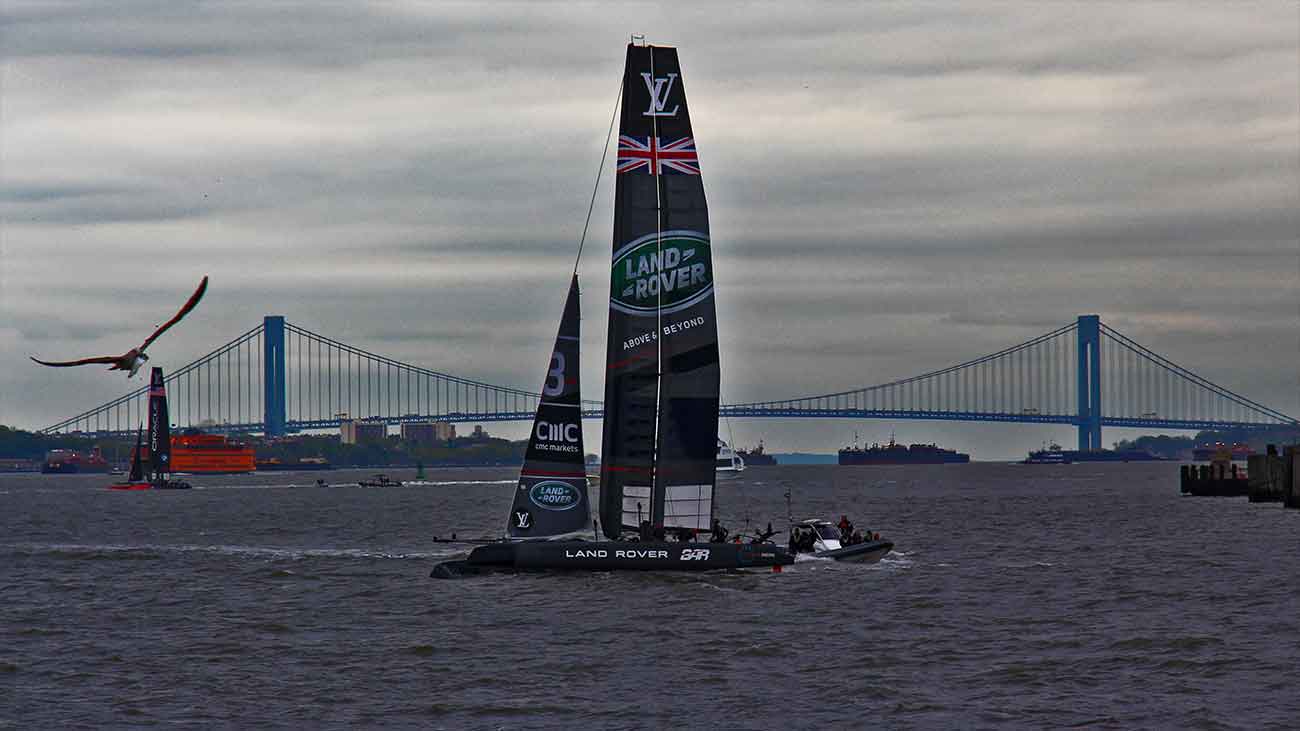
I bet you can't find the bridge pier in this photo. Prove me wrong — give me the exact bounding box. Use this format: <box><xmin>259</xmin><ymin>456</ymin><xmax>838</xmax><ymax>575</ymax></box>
<box><xmin>263</xmin><ymin>315</ymin><xmax>286</xmax><ymax>437</ymax></box>
<box><xmin>1077</xmin><ymin>314</ymin><xmax>1102</xmax><ymax>451</ymax></box>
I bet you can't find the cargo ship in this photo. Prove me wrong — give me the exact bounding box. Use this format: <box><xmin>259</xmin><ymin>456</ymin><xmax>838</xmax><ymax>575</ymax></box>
<box><xmin>1021</xmin><ymin>443</ymin><xmax>1168</xmax><ymax>464</ymax></box>
<box><xmin>1191</xmin><ymin>443</ymin><xmax>1254</xmax><ymax>462</ymax></box>
<box><xmin>136</xmin><ymin>429</ymin><xmax>256</xmax><ymax>474</ymax></box>
<box><xmin>838</xmin><ymin>435</ymin><xmax>970</xmax><ymax>465</ymax></box>
<box><xmin>736</xmin><ymin>441</ymin><xmax>777</xmax><ymax>466</ymax></box>
<box><xmin>41</xmin><ymin>447</ymin><xmax>111</xmax><ymax>474</ymax></box>
<box><xmin>255</xmin><ymin>456</ymin><xmax>333</xmax><ymax>471</ymax></box>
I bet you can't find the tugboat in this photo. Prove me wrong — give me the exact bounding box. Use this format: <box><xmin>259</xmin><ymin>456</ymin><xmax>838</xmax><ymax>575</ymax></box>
<box><xmin>788</xmin><ymin>519</ymin><xmax>893</xmax><ymax>563</ymax></box>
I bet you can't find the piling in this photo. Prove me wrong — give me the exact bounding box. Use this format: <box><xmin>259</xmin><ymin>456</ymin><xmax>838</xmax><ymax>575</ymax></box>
<box><xmin>1247</xmin><ymin>445</ymin><xmax>1287</xmax><ymax>503</ymax></box>
<box><xmin>1285</xmin><ymin>446</ymin><xmax>1300</xmax><ymax>510</ymax></box>
<box><xmin>1181</xmin><ymin>460</ymin><xmax>1248</xmax><ymax>497</ymax></box>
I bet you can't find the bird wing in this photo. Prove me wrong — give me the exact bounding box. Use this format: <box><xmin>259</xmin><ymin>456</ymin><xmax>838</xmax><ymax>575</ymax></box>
<box><xmin>31</xmin><ymin>355</ymin><xmax>121</xmax><ymax>368</ymax></box>
<box><xmin>139</xmin><ymin>275</ymin><xmax>208</xmax><ymax>352</ymax></box>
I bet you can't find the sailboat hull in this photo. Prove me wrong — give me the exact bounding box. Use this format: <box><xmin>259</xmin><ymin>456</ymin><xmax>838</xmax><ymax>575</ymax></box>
<box><xmin>431</xmin><ymin>540</ymin><xmax>793</xmax><ymax>578</ymax></box>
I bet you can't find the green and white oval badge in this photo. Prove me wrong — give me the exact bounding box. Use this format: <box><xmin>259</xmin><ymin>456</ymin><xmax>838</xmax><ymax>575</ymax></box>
<box><xmin>610</xmin><ymin>230</ymin><xmax>712</xmax><ymax>316</ymax></box>
<box><xmin>528</xmin><ymin>480</ymin><xmax>582</xmax><ymax>511</ymax></box>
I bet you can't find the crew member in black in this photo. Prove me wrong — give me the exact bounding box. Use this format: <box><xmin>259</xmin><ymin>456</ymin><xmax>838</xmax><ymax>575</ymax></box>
<box><xmin>710</xmin><ymin>518</ymin><xmax>729</xmax><ymax>543</ymax></box>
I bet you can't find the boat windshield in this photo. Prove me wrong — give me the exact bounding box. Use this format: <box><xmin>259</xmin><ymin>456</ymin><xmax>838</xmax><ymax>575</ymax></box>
<box><xmin>813</xmin><ymin>524</ymin><xmax>840</xmax><ymax>540</ymax></box>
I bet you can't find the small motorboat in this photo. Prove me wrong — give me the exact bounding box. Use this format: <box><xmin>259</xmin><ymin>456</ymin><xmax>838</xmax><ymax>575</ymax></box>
<box><xmin>789</xmin><ymin>519</ymin><xmax>892</xmax><ymax>563</ymax></box>
<box><xmin>358</xmin><ymin>473</ymin><xmax>403</xmax><ymax>488</ymax></box>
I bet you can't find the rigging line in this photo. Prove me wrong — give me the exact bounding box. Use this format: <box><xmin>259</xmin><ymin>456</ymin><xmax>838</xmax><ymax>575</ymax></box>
<box><xmin>572</xmin><ymin>77</ymin><xmax>624</xmax><ymax>276</ymax></box>
<box><xmin>650</xmin><ymin>44</ymin><xmax>664</xmax><ymax>514</ymax></box>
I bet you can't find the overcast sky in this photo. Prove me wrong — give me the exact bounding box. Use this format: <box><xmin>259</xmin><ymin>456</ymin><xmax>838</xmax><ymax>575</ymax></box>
<box><xmin>1</xmin><ymin>3</ymin><xmax>1296</xmax><ymax>458</ymax></box>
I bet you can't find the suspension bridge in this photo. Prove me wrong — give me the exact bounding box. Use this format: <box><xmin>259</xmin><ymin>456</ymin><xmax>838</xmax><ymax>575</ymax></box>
<box><xmin>42</xmin><ymin>315</ymin><xmax>1296</xmax><ymax>451</ymax></box>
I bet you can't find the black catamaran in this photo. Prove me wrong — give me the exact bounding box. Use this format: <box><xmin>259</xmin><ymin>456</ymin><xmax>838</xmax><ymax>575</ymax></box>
<box><xmin>431</xmin><ymin>42</ymin><xmax>792</xmax><ymax>577</ymax></box>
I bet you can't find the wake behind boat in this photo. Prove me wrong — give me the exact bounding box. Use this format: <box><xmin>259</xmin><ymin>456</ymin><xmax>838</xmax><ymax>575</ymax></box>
<box><xmin>432</xmin><ymin>41</ymin><xmax>793</xmax><ymax>578</ymax></box>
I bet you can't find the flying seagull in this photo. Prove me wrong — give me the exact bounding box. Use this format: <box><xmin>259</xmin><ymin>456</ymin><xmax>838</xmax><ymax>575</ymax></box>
<box><xmin>31</xmin><ymin>275</ymin><xmax>209</xmax><ymax>378</ymax></box>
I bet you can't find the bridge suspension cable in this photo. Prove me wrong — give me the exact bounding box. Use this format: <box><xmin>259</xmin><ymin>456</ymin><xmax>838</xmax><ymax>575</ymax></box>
<box><xmin>43</xmin><ymin>315</ymin><xmax>1296</xmax><ymax>444</ymax></box>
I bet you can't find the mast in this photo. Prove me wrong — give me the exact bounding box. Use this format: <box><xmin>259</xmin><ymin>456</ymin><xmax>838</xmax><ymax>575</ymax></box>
<box><xmin>147</xmin><ymin>367</ymin><xmax>171</xmax><ymax>485</ymax></box>
<box><xmin>600</xmin><ymin>43</ymin><xmax>718</xmax><ymax>538</ymax></box>
<box><xmin>507</xmin><ymin>275</ymin><xmax>591</xmax><ymax>539</ymax></box>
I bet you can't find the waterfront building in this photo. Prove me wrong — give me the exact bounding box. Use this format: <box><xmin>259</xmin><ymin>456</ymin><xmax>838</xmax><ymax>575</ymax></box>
<box><xmin>340</xmin><ymin>419</ymin><xmax>388</xmax><ymax>445</ymax></box>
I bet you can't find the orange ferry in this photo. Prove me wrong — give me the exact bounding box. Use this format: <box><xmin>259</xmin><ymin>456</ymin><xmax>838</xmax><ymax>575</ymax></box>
<box><xmin>135</xmin><ymin>430</ymin><xmax>256</xmax><ymax>474</ymax></box>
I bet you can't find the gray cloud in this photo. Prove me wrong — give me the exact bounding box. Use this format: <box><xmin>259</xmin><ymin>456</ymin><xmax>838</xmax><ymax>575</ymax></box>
<box><xmin>2</xmin><ymin>2</ymin><xmax>1296</xmax><ymax>457</ymax></box>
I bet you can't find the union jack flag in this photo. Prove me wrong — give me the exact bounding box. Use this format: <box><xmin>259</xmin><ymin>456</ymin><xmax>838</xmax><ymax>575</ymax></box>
<box><xmin>617</xmin><ymin>135</ymin><xmax>700</xmax><ymax>175</ymax></box>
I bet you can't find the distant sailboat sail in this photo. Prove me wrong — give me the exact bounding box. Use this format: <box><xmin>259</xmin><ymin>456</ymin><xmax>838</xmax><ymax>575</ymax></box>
<box><xmin>601</xmin><ymin>43</ymin><xmax>719</xmax><ymax>538</ymax></box>
<box><xmin>507</xmin><ymin>275</ymin><xmax>591</xmax><ymax>539</ymax></box>
<box><xmin>147</xmin><ymin>367</ymin><xmax>171</xmax><ymax>484</ymax></box>
<box><xmin>127</xmin><ymin>425</ymin><xmax>145</xmax><ymax>483</ymax></box>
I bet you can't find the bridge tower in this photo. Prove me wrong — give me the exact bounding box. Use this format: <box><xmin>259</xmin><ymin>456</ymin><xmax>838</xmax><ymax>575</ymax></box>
<box><xmin>1076</xmin><ymin>314</ymin><xmax>1102</xmax><ymax>451</ymax></box>
<box><xmin>263</xmin><ymin>315</ymin><xmax>287</xmax><ymax>437</ymax></box>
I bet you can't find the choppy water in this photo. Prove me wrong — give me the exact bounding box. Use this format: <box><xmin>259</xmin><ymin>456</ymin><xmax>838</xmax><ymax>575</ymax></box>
<box><xmin>3</xmin><ymin>463</ymin><xmax>1297</xmax><ymax>729</ymax></box>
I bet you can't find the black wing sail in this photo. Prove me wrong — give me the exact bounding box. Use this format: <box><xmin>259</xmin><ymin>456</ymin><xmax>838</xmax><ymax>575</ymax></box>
<box><xmin>507</xmin><ymin>275</ymin><xmax>591</xmax><ymax>539</ymax></box>
<box><xmin>600</xmin><ymin>44</ymin><xmax>718</xmax><ymax>538</ymax></box>
<box><xmin>147</xmin><ymin>367</ymin><xmax>171</xmax><ymax>481</ymax></box>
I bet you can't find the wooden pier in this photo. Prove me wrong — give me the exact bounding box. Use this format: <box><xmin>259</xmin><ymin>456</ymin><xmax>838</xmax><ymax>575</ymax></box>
<box><xmin>1181</xmin><ymin>444</ymin><xmax>1299</xmax><ymax>507</ymax></box>
<box><xmin>1180</xmin><ymin>462</ymin><xmax>1248</xmax><ymax>497</ymax></box>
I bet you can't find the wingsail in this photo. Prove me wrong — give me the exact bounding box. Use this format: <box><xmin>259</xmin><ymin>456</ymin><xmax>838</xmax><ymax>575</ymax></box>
<box><xmin>147</xmin><ymin>367</ymin><xmax>171</xmax><ymax>483</ymax></box>
<box><xmin>600</xmin><ymin>44</ymin><xmax>719</xmax><ymax>538</ymax></box>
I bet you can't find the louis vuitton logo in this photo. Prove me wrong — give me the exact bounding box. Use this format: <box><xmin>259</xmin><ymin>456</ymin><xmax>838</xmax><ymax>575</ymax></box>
<box><xmin>641</xmin><ymin>72</ymin><xmax>679</xmax><ymax>117</ymax></box>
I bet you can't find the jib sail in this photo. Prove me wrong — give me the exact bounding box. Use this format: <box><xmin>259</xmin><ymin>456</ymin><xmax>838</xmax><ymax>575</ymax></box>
<box><xmin>147</xmin><ymin>367</ymin><xmax>171</xmax><ymax>481</ymax></box>
<box><xmin>600</xmin><ymin>43</ymin><xmax>719</xmax><ymax>538</ymax></box>
<box><xmin>127</xmin><ymin>425</ymin><xmax>145</xmax><ymax>483</ymax></box>
<box><xmin>507</xmin><ymin>275</ymin><xmax>591</xmax><ymax>539</ymax></box>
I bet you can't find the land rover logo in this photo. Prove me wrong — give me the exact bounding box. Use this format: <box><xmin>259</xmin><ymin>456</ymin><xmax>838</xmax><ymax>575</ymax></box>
<box><xmin>528</xmin><ymin>481</ymin><xmax>581</xmax><ymax>511</ymax></box>
<box><xmin>610</xmin><ymin>230</ymin><xmax>712</xmax><ymax>316</ymax></box>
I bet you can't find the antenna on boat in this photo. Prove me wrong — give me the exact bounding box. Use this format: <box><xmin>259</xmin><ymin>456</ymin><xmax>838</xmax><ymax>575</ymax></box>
<box><xmin>783</xmin><ymin>486</ymin><xmax>793</xmax><ymax>537</ymax></box>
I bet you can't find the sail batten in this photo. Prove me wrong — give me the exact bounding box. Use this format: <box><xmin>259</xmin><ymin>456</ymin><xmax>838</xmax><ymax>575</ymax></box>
<box><xmin>507</xmin><ymin>275</ymin><xmax>591</xmax><ymax>540</ymax></box>
<box><xmin>601</xmin><ymin>43</ymin><xmax>719</xmax><ymax>539</ymax></box>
